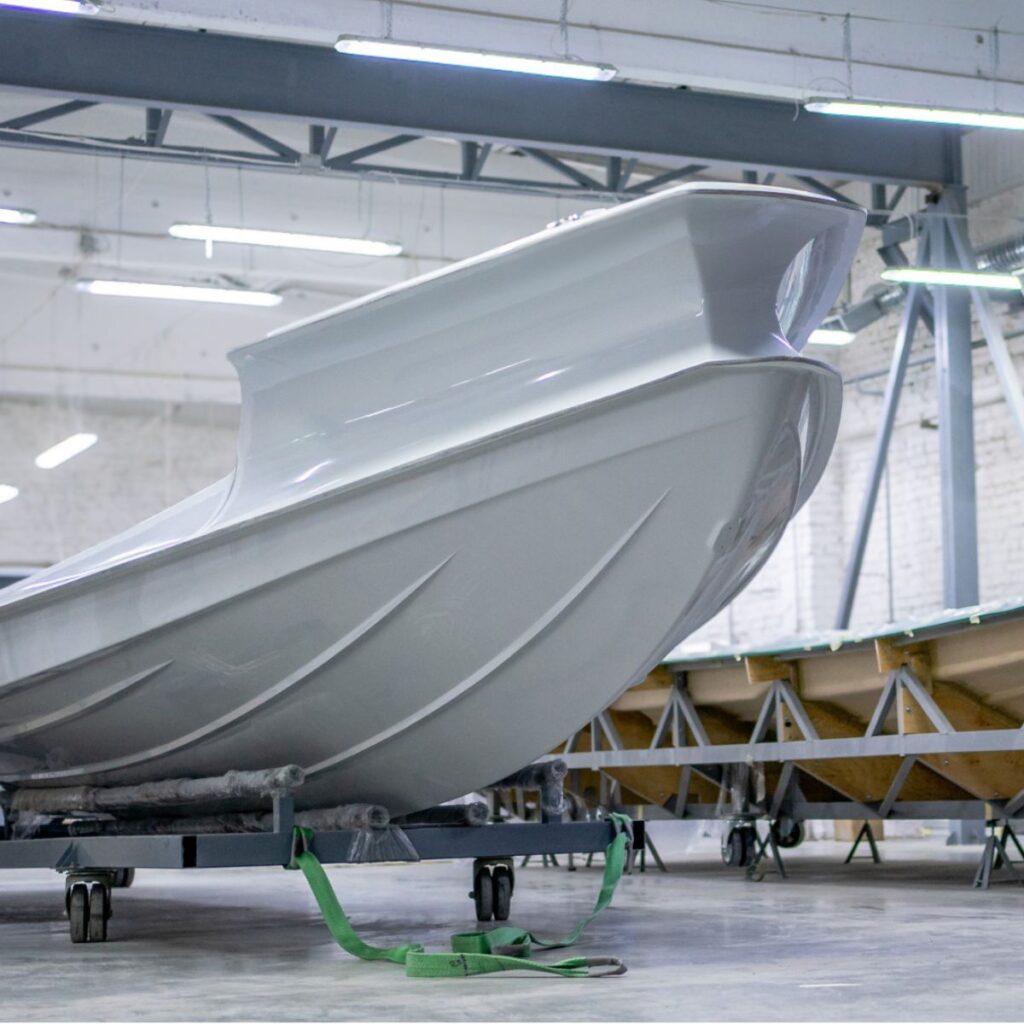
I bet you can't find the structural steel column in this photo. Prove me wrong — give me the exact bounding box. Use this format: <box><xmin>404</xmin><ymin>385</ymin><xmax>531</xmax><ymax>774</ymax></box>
<box><xmin>930</xmin><ymin>188</ymin><xmax>979</xmax><ymax>609</ymax></box>
<box><xmin>834</xmin><ymin>281</ymin><xmax>925</xmax><ymax>628</ymax></box>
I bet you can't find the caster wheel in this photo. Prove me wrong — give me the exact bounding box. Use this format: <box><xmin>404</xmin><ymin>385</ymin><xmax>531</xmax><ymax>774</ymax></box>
<box><xmin>111</xmin><ymin>868</ymin><xmax>135</xmax><ymax>889</ymax></box>
<box><xmin>492</xmin><ymin>867</ymin><xmax>512</xmax><ymax>922</ymax></box>
<box><xmin>88</xmin><ymin>885</ymin><xmax>109</xmax><ymax>942</ymax></box>
<box><xmin>472</xmin><ymin>867</ymin><xmax>493</xmax><ymax>922</ymax></box>
<box><xmin>68</xmin><ymin>883</ymin><xmax>89</xmax><ymax>944</ymax></box>
<box><xmin>772</xmin><ymin>817</ymin><xmax>805</xmax><ymax>850</ymax></box>
<box><xmin>721</xmin><ymin>828</ymin><xmax>745</xmax><ymax>867</ymax></box>
<box><xmin>722</xmin><ymin>826</ymin><xmax>756</xmax><ymax>867</ymax></box>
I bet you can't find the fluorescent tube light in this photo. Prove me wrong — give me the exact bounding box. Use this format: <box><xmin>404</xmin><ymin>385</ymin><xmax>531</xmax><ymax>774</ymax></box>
<box><xmin>0</xmin><ymin>485</ymin><xmax>19</xmax><ymax>505</ymax></box>
<box><xmin>807</xmin><ymin>328</ymin><xmax>857</xmax><ymax>347</ymax></box>
<box><xmin>334</xmin><ymin>36</ymin><xmax>617</xmax><ymax>82</ymax></box>
<box><xmin>169</xmin><ymin>223</ymin><xmax>402</xmax><ymax>257</ymax></box>
<box><xmin>805</xmin><ymin>99</ymin><xmax>1024</xmax><ymax>132</ymax></box>
<box><xmin>76</xmin><ymin>280</ymin><xmax>283</xmax><ymax>306</ymax></box>
<box><xmin>0</xmin><ymin>207</ymin><xmax>37</xmax><ymax>225</ymax></box>
<box><xmin>0</xmin><ymin>1</ymin><xmax>97</xmax><ymax>12</ymax></box>
<box><xmin>35</xmin><ymin>432</ymin><xmax>98</xmax><ymax>470</ymax></box>
<box><xmin>880</xmin><ymin>267</ymin><xmax>1023</xmax><ymax>291</ymax></box>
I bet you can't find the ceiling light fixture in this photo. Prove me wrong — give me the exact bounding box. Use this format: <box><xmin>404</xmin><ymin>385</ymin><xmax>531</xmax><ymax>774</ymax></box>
<box><xmin>35</xmin><ymin>432</ymin><xmax>98</xmax><ymax>470</ymax></box>
<box><xmin>880</xmin><ymin>267</ymin><xmax>1023</xmax><ymax>290</ymax></box>
<box><xmin>76</xmin><ymin>280</ymin><xmax>283</xmax><ymax>306</ymax></box>
<box><xmin>0</xmin><ymin>1</ymin><xmax>98</xmax><ymax>13</ymax></box>
<box><xmin>169</xmin><ymin>223</ymin><xmax>402</xmax><ymax>257</ymax></box>
<box><xmin>807</xmin><ymin>328</ymin><xmax>857</xmax><ymax>347</ymax></box>
<box><xmin>0</xmin><ymin>485</ymin><xmax>19</xmax><ymax>505</ymax></box>
<box><xmin>805</xmin><ymin>99</ymin><xmax>1024</xmax><ymax>132</ymax></box>
<box><xmin>0</xmin><ymin>207</ymin><xmax>38</xmax><ymax>225</ymax></box>
<box><xmin>334</xmin><ymin>36</ymin><xmax>617</xmax><ymax>82</ymax></box>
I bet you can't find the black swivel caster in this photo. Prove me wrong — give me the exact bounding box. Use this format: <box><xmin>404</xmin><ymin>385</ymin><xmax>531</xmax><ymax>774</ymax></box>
<box><xmin>65</xmin><ymin>873</ymin><xmax>115</xmax><ymax>943</ymax></box>
<box><xmin>492</xmin><ymin>865</ymin><xmax>513</xmax><ymax>921</ymax></box>
<box><xmin>470</xmin><ymin>857</ymin><xmax>515</xmax><ymax>922</ymax></box>
<box><xmin>721</xmin><ymin>824</ymin><xmax>757</xmax><ymax>868</ymax></box>
<box><xmin>68</xmin><ymin>883</ymin><xmax>90</xmax><ymax>944</ymax></box>
<box><xmin>471</xmin><ymin>866</ymin><xmax>493</xmax><ymax>922</ymax></box>
<box><xmin>88</xmin><ymin>884</ymin><xmax>110</xmax><ymax>942</ymax></box>
<box><xmin>772</xmin><ymin>817</ymin><xmax>805</xmax><ymax>850</ymax></box>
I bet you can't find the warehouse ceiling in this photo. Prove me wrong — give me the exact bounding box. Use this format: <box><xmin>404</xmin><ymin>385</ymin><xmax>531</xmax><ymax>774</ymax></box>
<box><xmin>1</xmin><ymin>0</ymin><xmax>1023</xmax><ymax>408</ymax></box>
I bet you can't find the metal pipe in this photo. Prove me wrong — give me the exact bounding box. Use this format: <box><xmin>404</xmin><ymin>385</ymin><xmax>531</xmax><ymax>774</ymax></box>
<box><xmin>492</xmin><ymin>759</ymin><xmax>568</xmax><ymax>817</ymax></box>
<box><xmin>835</xmin><ymin>274</ymin><xmax>926</xmax><ymax>627</ymax></box>
<box><xmin>976</xmin><ymin>231</ymin><xmax>1024</xmax><ymax>272</ymax></box>
<box><xmin>64</xmin><ymin>802</ymin><xmax>389</xmax><ymax>836</ymax></box>
<box><xmin>947</xmin><ymin>220</ymin><xmax>1024</xmax><ymax>449</ymax></box>
<box><xmin>9</xmin><ymin>765</ymin><xmax>305</xmax><ymax>816</ymax></box>
<box><xmin>931</xmin><ymin>188</ymin><xmax>980</xmax><ymax>609</ymax></box>
<box><xmin>393</xmin><ymin>803</ymin><xmax>489</xmax><ymax>827</ymax></box>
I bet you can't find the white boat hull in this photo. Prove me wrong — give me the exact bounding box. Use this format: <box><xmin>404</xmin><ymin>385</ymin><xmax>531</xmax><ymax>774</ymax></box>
<box><xmin>0</xmin><ymin>183</ymin><xmax>864</xmax><ymax>814</ymax></box>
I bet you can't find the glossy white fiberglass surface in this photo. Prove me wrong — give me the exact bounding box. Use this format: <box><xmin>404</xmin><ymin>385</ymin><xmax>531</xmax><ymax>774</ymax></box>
<box><xmin>0</xmin><ymin>184</ymin><xmax>865</xmax><ymax>811</ymax></box>
<box><xmin>1</xmin><ymin>183</ymin><xmax>862</xmax><ymax>605</ymax></box>
<box><xmin>0</xmin><ymin>360</ymin><xmax>841</xmax><ymax>811</ymax></box>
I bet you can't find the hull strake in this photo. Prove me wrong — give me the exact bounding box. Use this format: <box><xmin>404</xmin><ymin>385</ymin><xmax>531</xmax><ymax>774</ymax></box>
<box><xmin>2</xmin><ymin>358</ymin><xmax>836</xmax><ymax>812</ymax></box>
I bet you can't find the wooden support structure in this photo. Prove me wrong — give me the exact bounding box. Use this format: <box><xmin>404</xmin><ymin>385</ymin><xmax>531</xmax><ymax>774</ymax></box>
<box><xmin>572</xmin><ymin>603</ymin><xmax>1024</xmax><ymax>840</ymax></box>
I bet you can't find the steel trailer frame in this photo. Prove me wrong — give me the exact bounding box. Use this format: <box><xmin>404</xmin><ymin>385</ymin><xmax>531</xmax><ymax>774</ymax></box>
<box><xmin>0</xmin><ymin>758</ymin><xmax>643</xmax><ymax>943</ymax></box>
<box><xmin>0</xmin><ymin>802</ymin><xmax>636</xmax><ymax>872</ymax></box>
<box><xmin>0</xmin><ymin>793</ymin><xmax>641</xmax><ymax>943</ymax></box>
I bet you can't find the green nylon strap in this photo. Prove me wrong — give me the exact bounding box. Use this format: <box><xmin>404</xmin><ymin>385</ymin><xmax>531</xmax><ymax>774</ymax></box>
<box><xmin>287</xmin><ymin>814</ymin><xmax>631</xmax><ymax>978</ymax></box>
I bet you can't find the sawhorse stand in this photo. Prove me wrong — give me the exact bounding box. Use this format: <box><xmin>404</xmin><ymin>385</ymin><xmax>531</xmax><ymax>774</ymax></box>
<box><xmin>844</xmin><ymin>822</ymin><xmax>881</xmax><ymax>864</ymax></box>
<box><xmin>746</xmin><ymin>822</ymin><xmax>787</xmax><ymax>881</ymax></box>
<box><xmin>973</xmin><ymin>820</ymin><xmax>1024</xmax><ymax>889</ymax></box>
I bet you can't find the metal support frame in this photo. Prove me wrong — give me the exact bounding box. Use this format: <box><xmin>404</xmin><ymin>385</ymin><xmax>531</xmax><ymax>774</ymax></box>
<box><xmin>946</xmin><ymin>217</ymin><xmax>1024</xmax><ymax>449</ymax></box>
<box><xmin>0</xmin><ymin>9</ymin><xmax>960</xmax><ymax>200</ymax></box>
<box><xmin>650</xmin><ymin>674</ymin><xmax>711</xmax><ymax>749</ymax></box>
<box><xmin>932</xmin><ymin>186</ymin><xmax>980</xmax><ymax>609</ymax></box>
<box><xmin>650</xmin><ymin>800</ymin><xmax>1020</xmax><ymax>822</ymax></box>
<box><xmin>553</xmin><ymin>667</ymin><xmax>1024</xmax><ymax>830</ymax></box>
<box><xmin>769</xmin><ymin>763</ymin><xmax>797</xmax><ymax>820</ymax></box>
<box><xmin>833</xmin><ymin>166</ymin><xmax>1023</xmax><ymax>625</ymax></box>
<box><xmin>558</xmin><ymin>726</ymin><xmax>1024</xmax><ymax>769</ymax></box>
<box><xmin>844</xmin><ymin>822</ymin><xmax>881</xmax><ymax>864</ymax></box>
<box><xmin>636</xmin><ymin>830</ymin><xmax>667</xmax><ymax>873</ymax></box>
<box><xmin>564</xmin><ymin>710</ymin><xmax>624</xmax><ymax>755</ymax></box>
<box><xmin>740</xmin><ymin>823</ymin><xmax>787</xmax><ymax>882</ymax></box>
<box><xmin>972</xmin><ymin>820</ymin><xmax>1024</xmax><ymax>890</ymax></box>
<box><xmin>835</xmin><ymin>278</ymin><xmax>927</xmax><ymax>628</ymax></box>
<box><xmin>0</xmin><ymin>818</ymin><xmax>632</xmax><ymax>872</ymax></box>
<box><xmin>878</xmin><ymin>757</ymin><xmax>916</xmax><ymax>818</ymax></box>
<box><xmin>749</xmin><ymin>679</ymin><xmax>820</xmax><ymax>744</ymax></box>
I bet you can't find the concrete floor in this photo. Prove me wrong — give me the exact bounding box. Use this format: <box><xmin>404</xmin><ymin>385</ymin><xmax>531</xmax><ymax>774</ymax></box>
<box><xmin>1</xmin><ymin>824</ymin><xmax>1021</xmax><ymax>1022</ymax></box>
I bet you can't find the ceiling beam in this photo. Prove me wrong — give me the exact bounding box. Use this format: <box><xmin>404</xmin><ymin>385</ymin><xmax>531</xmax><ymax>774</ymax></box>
<box><xmin>0</xmin><ymin>9</ymin><xmax>959</xmax><ymax>186</ymax></box>
<box><xmin>0</xmin><ymin>98</ymin><xmax>96</xmax><ymax>130</ymax></box>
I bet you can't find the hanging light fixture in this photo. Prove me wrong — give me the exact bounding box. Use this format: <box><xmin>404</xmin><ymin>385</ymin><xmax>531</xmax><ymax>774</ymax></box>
<box><xmin>805</xmin><ymin>99</ymin><xmax>1024</xmax><ymax>132</ymax></box>
<box><xmin>77</xmin><ymin>280</ymin><xmax>283</xmax><ymax>306</ymax></box>
<box><xmin>880</xmin><ymin>267</ymin><xmax>1023</xmax><ymax>290</ymax></box>
<box><xmin>0</xmin><ymin>1</ymin><xmax>98</xmax><ymax>13</ymax></box>
<box><xmin>334</xmin><ymin>37</ymin><xmax>616</xmax><ymax>82</ymax></box>
<box><xmin>169</xmin><ymin>224</ymin><xmax>402</xmax><ymax>257</ymax></box>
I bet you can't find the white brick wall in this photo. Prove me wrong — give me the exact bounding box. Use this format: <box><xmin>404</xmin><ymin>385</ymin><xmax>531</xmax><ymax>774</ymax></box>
<box><xmin>0</xmin><ymin>399</ymin><xmax>237</xmax><ymax>567</ymax></box>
